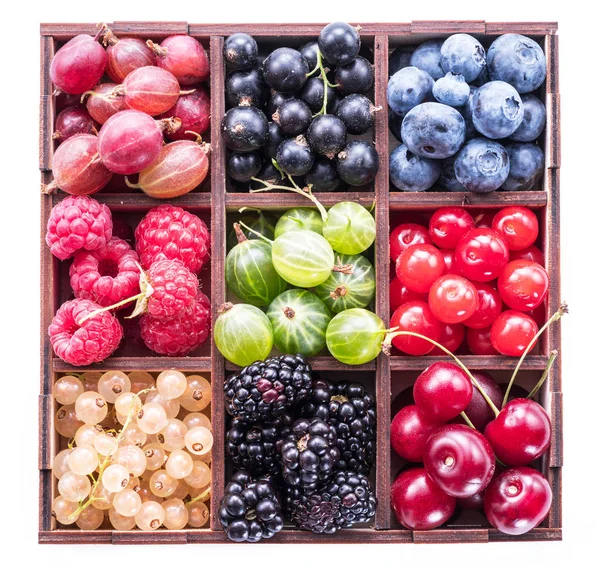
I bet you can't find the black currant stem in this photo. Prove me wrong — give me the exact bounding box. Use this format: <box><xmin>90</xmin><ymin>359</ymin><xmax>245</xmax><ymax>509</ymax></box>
<box><xmin>67</xmin><ymin>388</ymin><xmax>155</xmax><ymax>520</ymax></box>
<box><xmin>188</xmin><ymin>485</ymin><xmax>212</xmax><ymax>505</ymax></box>
<box><xmin>527</xmin><ymin>350</ymin><xmax>559</xmax><ymax>400</ymax></box>
<box><xmin>249</xmin><ymin>177</ymin><xmax>329</xmax><ymax>222</ymax></box>
<box><xmin>238</xmin><ymin>221</ymin><xmax>273</xmax><ymax>244</ymax></box>
<box><xmin>76</xmin><ymin>291</ymin><xmax>146</xmax><ymax>325</ymax></box>
<box><xmin>382</xmin><ymin>330</ymin><xmax>501</xmax><ymax>417</ymax></box>
<box><xmin>460</xmin><ymin>412</ymin><xmax>476</xmax><ymax>429</ymax></box>
<box><xmin>312</xmin><ymin>48</ymin><xmax>338</xmax><ymax>116</ymax></box>
<box><xmin>502</xmin><ymin>303</ymin><xmax>568</xmax><ymax>408</ymax></box>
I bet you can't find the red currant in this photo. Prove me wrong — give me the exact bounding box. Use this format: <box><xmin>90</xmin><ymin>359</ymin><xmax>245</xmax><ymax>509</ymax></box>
<box><xmin>492</xmin><ymin>206</ymin><xmax>539</xmax><ymax>251</ymax></box>
<box><xmin>429</xmin><ymin>207</ymin><xmax>475</xmax><ymax>249</ymax></box>
<box><xmin>390</xmin><ymin>277</ymin><xmax>427</xmax><ymax>313</ymax></box>
<box><xmin>390</xmin><ymin>301</ymin><xmax>442</xmax><ymax>356</ymax></box>
<box><xmin>490</xmin><ymin>311</ymin><xmax>538</xmax><ymax>356</ymax></box>
<box><xmin>463</xmin><ymin>282</ymin><xmax>503</xmax><ymax>329</ymax></box>
<box><xmin>498</xmin><ymin>260</ymin><xmax>549</xmax><ymax>311</ymax></box>
<box><xmin>430</xmin><ymin>323</ymin><xmax>465</xmax><ymax>355</ymax></box>
<box><xmin>466</xmin><ymin>326</ymin><xmax>498</xmax><ymax>355</ymax></box>
<box><xmin>390</xmin><ymin>223</ymin><xmax>431</xmax><ymax>262</ymax></box>
<box><xmin>440</xmin><ymin>248</ymin><xmax>458</xmax><ymax>275</ymax></box>
<box><xmin>396</xmin><ymin>244</ymin><xmax>445</xmax><ymax>294</ymax></box>
<box><xmin>510</xmin><ymin>244</ymin><xmax>544</xmax><ymax>266</ymax></box>
<box><xmin>454</xmin><ymin>228</ymin><xmax>509</xmax><ymax>282</ymax></box>
<box><xmin>428</xmin><ymin>274</ymin><xmax>479</xmax><ymax>324</ymax></box>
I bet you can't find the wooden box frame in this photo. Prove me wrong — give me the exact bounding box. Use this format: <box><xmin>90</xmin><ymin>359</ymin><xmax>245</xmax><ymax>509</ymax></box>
<box><xmin>39</xmin><ymin>20</ymin><xmax>561</xmax><ymax>544</ymax></box>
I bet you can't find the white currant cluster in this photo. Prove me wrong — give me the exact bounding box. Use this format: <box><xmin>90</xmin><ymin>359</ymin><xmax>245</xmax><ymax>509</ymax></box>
<box><xmin>52</xmin><ymin>370</ymin><xmax>213</xmax><ymax>531</ymax></box>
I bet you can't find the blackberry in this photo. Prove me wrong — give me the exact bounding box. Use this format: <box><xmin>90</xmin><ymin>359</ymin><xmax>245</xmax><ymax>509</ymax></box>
<box><xmin>224</xmin><ymin>354</ymin><xmax>313</xmax><ymax>424</ymax></box>
<box><xmin>226</xmin><ymin>414</ymin><xmax>292</xmax><ymax>476</ymax></box>
<box><xmin>218</xmin><ymin>471</ymin><xmax>284</xmax><ymax>542</ymax></box>
<box><xmin>302</xmin><ymin>378</ymin><xmax>376</xmax><ymax>474</ymax></box>
<box><xmin>280</xmin><ymin>417</ymin><xmax>340</xmax><ymax>490</ymax></box>
<box><xmin>290</xmin><ymin>471</ymin><xmax>377</xmax><ymax>533</ymax></box>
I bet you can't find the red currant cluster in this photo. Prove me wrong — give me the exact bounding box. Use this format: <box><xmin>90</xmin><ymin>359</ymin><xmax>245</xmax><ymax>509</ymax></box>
<box><xmin>46</xmin><ymin>198</ymin><xmax>211</xmax><ymax>365</ymax></box>
<box><xmin>389</xmin><ymin>206</ymin><xmax>548</xmax><ymax>356</ymax></box>
<box><xmin>390</xmin><ymin>357</ymin><xmax>555</xmax><ymax>535</ymax></box>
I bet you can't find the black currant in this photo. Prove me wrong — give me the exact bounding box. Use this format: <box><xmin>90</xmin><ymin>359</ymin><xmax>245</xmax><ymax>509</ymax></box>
<box><xmin>276</xmin><ymin>136</ymin><xmax>314</xmax><ymax>176</ymax></box>
<box><xmin>267</xmin><ymin>91</ymin><xmax>295</xmax><ymax>116</ymax></box>
<box><xmin>336</xmin><ymin>140</ymin><xmax>379</xmax><ymax>186</ymax></box>
<box><xmin>262</xmin><ymin>47</ymin><xmax>309</xmax><ymax>94</ymax></box>
<box><xmin>307</xmin><ymin>114</ymin><xmax>347</xmax><ymax>158</ymax></box>
<box><xmin>225</xmin><ymin>68</ymin><xmax>268</xmax><ymax>108</ymax></box>
<box><xmin>334</xmin><ymin>56</ymin><xmax>374</xmax><ymax>95</ymax></box>
<box><xmin>263</xmin><ymin>121</ymin><xmax>286</xmax><ymax>158</ymax></box>
<box><xmin>249</xmin><ymin>161</ymin><xmax>287</xmax><ymax>190</ymax></box>
<box><xmin>306</xmin><ymin>158</ymin><xmax>342</xmax><ymax>192</ymax></box>
<box><xmin>221</xmin><ymin>106</ymin><xmax>269</xmax><ymax>152</ymax></box>
<box><xmin>273</xmin><ymin>98</ymin><xmax>312</xmax><ymax>136</ymax></box>
<box><xmin>336</xmin><ymin>93</ymin><xmax>377</xmax><ymax>135</ymax></box>
<box><xmin>318</xmin><ymin>22</ymin><xmax>361</xmax><ymax>66</ymax></box>
<box><xmin>299</xmin><ymin>77</ymin><xmax>339</xmax><ymax>114</ymax></box>
<box><xmin>227</xmin><ymin>152</ymin><xmax>262</xmax><ymax>182</ymax></box>
<box><xmin>299</xmin><ymin>41</ymin><xmax>320</xmax><ymax>70</ymax></box>
<box><xmin>223</xmin><ymin>33</ymin><xmax>259</xmax><ymax>71</ymax></box>
<box><xmin>388</xmin><ymin>108</ymin><xmax>403</xmax><ymax>142</ymax></box>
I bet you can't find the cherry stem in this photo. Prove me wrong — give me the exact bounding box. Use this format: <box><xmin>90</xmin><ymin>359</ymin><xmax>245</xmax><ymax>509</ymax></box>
<box><xmin>382</xmin><ymin>330</ymin><xmax>501</xmax><ymax>417</ymax></box>
<box><xmin>238</xmin><ymin>221</ymin><xmax>273</xmax><ymax>245</ymax></box>
<box><xmin>460</xmin><ymin>411</ymin><xmax>476</xmax><ymax>429</ymax></box>
<box><xmin>233</xmin><ymin>222</ymin><xmax>248</xmax><ymax>243</ymax></box>
<box><xmin>527</xmin><ymin>349</ymin><xmax>559</xmax><ymax>401</ymax></box>
<box><xmin>502</xmin><ymin>303</ymin><xmax>568</xmax><ymax>408</ymax></box>
<box><xmin>249</xmin><ymin>174</ymin><xmax>328</xmax><ymax>222</ymax></box>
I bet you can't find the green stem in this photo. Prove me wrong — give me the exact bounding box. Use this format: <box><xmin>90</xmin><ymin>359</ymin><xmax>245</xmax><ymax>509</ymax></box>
<box><xmin>312</xmin><ymin>49</ymin><xmax>338</xmax><ymax>116</ymax></box>
<box><xmin>238</xmin><ymin>221</ymin><xmax>274</xmax><ymax>244</ymax></box>
<box><xmin>383</xmin><ymin>330</ymin><xmax>500</xmax><ymax>417</ymax></box>
<box><xmin>77</xmin><ymin>291</ymin><xmax>146</xmax><ymax>325</ymax></box>
<box><xmin>187</xmin><ymin>485</ymin><xmax>212</xmax><ymax>505</ymax></box>
<box><xmin>502</xmin><ymin>303</ymin><xmax>568</xmax><ymax>408</ymax></box>
<box><xmin>527</xmin><ymin>350</ymin><xmax>559</xmax><ymax>401</ymax></box>
<box><xmin>460</xmin><ymin>411</ymin><xmax>476</xmax><ymax>429</ymax></box>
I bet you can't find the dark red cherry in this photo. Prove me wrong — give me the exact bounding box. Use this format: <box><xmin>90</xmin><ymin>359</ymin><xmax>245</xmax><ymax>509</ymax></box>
<box><xmin>510</xmin><ymin>245</ymin><xmax>544</xmax><ymax>266</ymax></box>
<box><xmin>429</xmin><ymin>207</ymin><xmax>475</xmax><ymax>249</ymax></box>
<box><xmin>390</xmin><ymin>277</ymin><xmax>427</xmax><ymax>313</ymax></box>
<box><xmin>390</xmin><ymin>301</ymin><xmax>442</xmax><ymax>356</ymax></box>
<box><xmin>472</xmin><ymin>209</ymin><xmax>495</xmax><ymax>229</ymax></box>
<box><xmin>390</xmin><ymin>405</ymin><xmax>441</xmax><ymax>462</ymax></box>
<box><xmin>463</xmin><ymin>282</ymin><xmax>502</xmax><ymax>329</ymax></box>
<box><xmin>492</xmin><ymin>206</ymin><xmax>539</xmax><ymax>251</ymax></box>
<box><xmin>391</xmin><ymin>468</ymin><xmax>456</xmax><ymax>530</ymax></box>
<box><xmin>390</xmin><ymin>223</ymin><xmax>431</xmax><ymax>263</ymax></box>
<box><xmin>484</xmin><ymin>399</ymin><xmax>551</xmax><ymax>466</ymax></box>
<box><xmin>391</xmin><ymin>387</ymin><xmax>415</xmax><ymax>417</ymax></box>
<box><xmin>491</xmin><ymin>311</ymin><xmax>538</xmax><ymax>356</ymax></box>
<box><xmin>458</xmin><ymin>371</ymin><xmax>503</xmax><ymax>431</ymax></box>
<box><xmin>454</xmin><ymin>228</ymin><xmax>509</xmax><ymax>282</ymax></box>
<box><xmin>429</xmin><ymin>323</ymin><xmax>465</xmax><ymax>355</ymax></box>
<box><xmin>497</xmin><ymin>260</ymin><xmax>549</xmax><ymax>311</ymax></box>
<box><xmin>414</xmin><ymin>362</ymin><xmax>473</xmax><ymax>422</ymax></box>
<box><xmin>423</xmin><ymin>424</ymin><xmax>495</xmax><ymax>498</ymax></box>
<box><xmin>457</xmin><ymin>491</ymin><xmax>484</xmax><ymax>510</ymax></box>
<box><xmin>498</xmin><ymin>383</ymin><xmax>530</xmax><ymax>404</ymax></box>
<box><xmin>483</xmin><ymin>467</ymin><xmax>552</xmax><ymax>535</ymax></box>
<box><xmin>466</xmin><ymin>326</ymin><xmax>498</xmax><ymax>355</ymax></box>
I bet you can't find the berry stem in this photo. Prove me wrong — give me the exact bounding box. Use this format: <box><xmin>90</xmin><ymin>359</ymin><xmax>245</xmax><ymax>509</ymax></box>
<box><xmin>233</xmin><ymin>222</ymin><xmax>248</xmax><ymax>243</ymax></box>
<box><xmin>527</xmin><ymin>349</ymin><xmax>559</xmax><ymax>401</ymax></box>
<box><xmin>187</xmin><ymin>485</ymin><xmax>211</xmax><ymax>505</ymax></box>
<box><xmin>238</xmin><ymin>221</ymin><xmax>273</xmax><ymax>245</ymax></box>
<box><xmin>502</xmin><ymin>303</ymin><xmax>568</xmax><ymax>408</ymax></box>
<box><xmin>124</xmin><ymin>176</ymin><xmax>142</xmax><ymax>189</ymax></box>
<box><xmin>76</xmin><ymin>291</ymin><xmax>146</xmax><ymax>325</ymax></box>
<box><xmin>460</xmin><ymin>411</ymin><xmax>476</xmax><ymax>429</ymax></box>
<box><xmin>312</xmin><ymin>49</ymin><xmax>338</xmax><ymax>117</ymax></box>
<box><xmin>382</xmin><ymin>330</ymin><xmax>501</xmax><ymax>417</ymax></box>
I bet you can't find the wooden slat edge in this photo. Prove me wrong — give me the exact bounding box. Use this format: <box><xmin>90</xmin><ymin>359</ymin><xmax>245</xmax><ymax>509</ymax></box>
<box><xmin>549</xmin><ymin>391</ymin><xmax>563</xmax><ymax>467</ymax></box>
<box><xmin>488</xmin><ymin>527</ymin><xmax>562</xmax><ymax>542</ymax></box>
<box><xmin>485</xmin><ymin>22</ymin><xmax>558</xmax><ymax>35</ymax></box>
<box><xmin>225</xmin><ymin>357</ymin><xmax>377</xmax><ymax>372</ymax></box>
<box><xmin>39</xmin><ymin>394</ymin><xmax>53</xmax><ymax>470</ymax></box>
<box><xmin>225</xmin><ymin>192</ymin><xmax>375</xmax><ymax>210</ymax></box>
<box><xmin>209</xmin><ymin>34</ymin><xmax>226</xmax><ymax>532</ymax></box>
<box><xmin>40</xmin><ymin>22</ymin><xmax>189</xmax><ymax>38</ymax></box>
<box><xmin>39</xmin><ymin>36</ymin><xmax>54</xmax><ymax>171</ymax></box>
<box><xmin>51</xmin><ymin>192</ymin><xmax>211</xmax><ymax>210</ymax></box>
<box><xmin>413</xmin><ymin>529</ymin><xmax>489</xmax><ymax>544</ymax></box>
<box><xmin>389</xmin><ymin>191</ymin><xmax>547</xmax><ymax>209</ymax></box>
<box><xmin>546</xmin><ymin>93</ymin><xmax>561</xmax><ymax>169</ymax></box>
<box><xmin>39</xmin><ymin>470</ymin><xmax>53</xmax><ymax>532</ymax></box>
<box><xmin>52</xmin><ymin>357</ymin><xmax>212</xmax><ymax>373</ymax></box>
<box><xmin>546</xmin><ymin>467</ymin><xmax>562</xmax><ymax>529</ymax></box>
<box><xmin>546</xmin><ymin>34</ymin><xmax>559</xmax><ymax>94</ymax></box>
<box><xmin>390</xmin><ymin>355</ymin><xmax>550</xmax><ymax>371</ymax></box>
<box><xmin>112</xmin><ymin>531</ymin><xmax>188</xmax><ymax>544</ymax></box>
<box><xmin>411</xmin><ymin>21</ymin><xmax>486</xmax><ymax>34</ymax></box>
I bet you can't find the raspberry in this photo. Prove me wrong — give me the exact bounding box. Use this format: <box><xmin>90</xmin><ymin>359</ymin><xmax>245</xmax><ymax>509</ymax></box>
<box><xmin>140</xmin><ymin>291</ymin><xmax>211</xmax><ymax>356</ymax></box>
<box><xmin>45</xmin><ymin>196</ymin><xmax>113</xmax><ymax>261</ymax></box>
<box><xmin>146</xmin><ymin>259</ymin><xmax>199</xmax><ymax>320</ymax></box>
<box><xmin>135</xmin><ymin>205</ymin><xmax>210</xmax><ymax>273</ymax></box>
<box><xmin>49</xmin><ymin>299</ymin><xmax>123</xmax><ymax>366</ymax></box>
<box><xmin>69</xmin><ymin>237</ymin><xmax>140</xmax><ymax>307</ymax></box>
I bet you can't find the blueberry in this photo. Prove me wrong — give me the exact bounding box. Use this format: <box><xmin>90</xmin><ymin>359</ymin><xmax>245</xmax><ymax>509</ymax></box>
<box><xmin>224</xmin><ymin>34</ymin><xmax>259</xmax><ymax>71</ymax></box>
<box><xmin>453</xmin><ymin>138</ymin><xmax>510</xmax><ymax>192</ymax></box>
<box><xmin>470</xmin><ymin>65</ymin><xmax>490</xmax><ymax>87</ymax></box>
<box><xmin>389</xmin><ymin>48</ymin><xmax>413</xmax><ymax>77</ymax></box>
<box><xmin>501</xmin><ymin>143</ymin><xmax>544</xmax><ymax>191</ymax></box>
<box><xmin>387</xmin><ymin>67</ymin><xmax>434</xmax><ymax>114</ymax></box>
<box><xmin>388</xmin><ymin>108</ymin><xmax>403</xmax><ymax>142</ymax></box>
<box><xmin>225</xmin><ymin>68</ymin><xmax>268</xmax><ymax>108</ymax></box>
<box><xmin>263</xmin><ymin>122</ymin><xmax>285</xmax><ymax>158</ymax></box>
<box><xmin>487</xmin><ymin>34</ymin><xmax>546</xmax><ymax>94</ymax></box>
<box><xmin>336</xmin><ymin>94</ymin><xmax>376</xmax><ymax>135</ymax></box>
<box><xmin>440</xmin><ymin>34</ymin><xmax>486</xmax><ymax>83</ymax></box>
<box><xmin>438</xmin><ymin>156</ymin><xmax>466</xmax><ymax>192</ymax></box>
<box><xmin>299</xmin><ymin>41</ymin><xmax>320</xmax><ymax>70</ymax></box>
<box><xmin>458</xmin><ymin>86</ymin><xmax>478</xmax><ymax>140</ymax></box>
<box><xmin>306</xmin><ymin>157</ymin><xmax>342</xmax><ymax>192</ymax></box>
<box><xmin>509</xmin><ymin>94</ymin><xmax>546</xmax><ymax>142</ymax></box>
<box><xmin>318</xmin><ymin>22</ymin><xmax>361</xmax><ymax>66</ymax></box>
<box><xmin>307</xmin><ymin>114</ymin><xmax>347</xmax><ymax>158</ymax></box>
<box><xmin>221</xmin><ymin>106</ymin><xmax>269</xmax><ymax>152</ymax></box>
<box><xmin>273</xmin><ymin>98</ymin><xmax>312</xmax><ymax>136</ymax></box>
<box><xmin>471</xmin><ymin>81</ymin><xmax>524</xmax><ymax>139</ymax></box>
<box><xmin>227</xmin><ymin>152</ymin><xmax>262</xmax><ymax>182</ymax></box>
<box><xmin>410</xmin><ymin>39</ymin><xmax>444</xmax><ymax>80</ymax></box>
<box><xmin>336</xmin><ymin>141</ymin><xmax>379</xmax><ymax>187</ymax></box>
<box><xmin>335</xmin><ymin>56</ymin><xmax>374</xmax><ymax>95</ymax></box>
<box><xmin>276</xmin><ymin>136</ymin><xmax>314</xmax><ymax>176</ymax></box>
<box><xmin>401</xmin><ymin>102</ymin><xmax>465</xmax><ymax>159</ymax></box>
<box><xmin>389</xmin><ymin>144</ymin><xmax>441</xmax><ymax>192</ymax></box>
<box><xmin>432</xmin><ymin>72</ymin><xmax>470</xmax><ymax>107</ymax></box>
<box><xmin>262</xmin><ymin>48</ymin><xmax>309</xmax><ymax>94</ymax></box>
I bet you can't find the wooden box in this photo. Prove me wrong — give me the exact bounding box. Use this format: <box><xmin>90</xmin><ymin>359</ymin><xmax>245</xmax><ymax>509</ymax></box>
<box><xmin>39</xmin><ymin>20</ymin><xmax>561</xmax><ymax>544</ymax></box>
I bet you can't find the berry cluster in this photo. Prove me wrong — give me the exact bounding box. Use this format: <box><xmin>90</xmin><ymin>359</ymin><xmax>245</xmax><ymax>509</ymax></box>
<box><xmin>46</xmin><ymin>198</ymin><xmax>211</xmax><ymax>365</ymax></box>
<box><xmin>47</xmin><ymin>24</ymin><xmax>210</xmax><ymax>199</ymax></box>
<box><xmin>388</xmin><ymin>33</ymin><xmax>545</xmax><ymax>193</ymax></box>
<box><xmin>222</xmin><ymin>22</ymin><xmax>379</xmax><ymax>193</ymax></box>
<box><xmin>389</xmin><ymin>205</ymin><xmax>548</xmax><ymax>356</ymax></box>
<box><xmin>52</xmin><ymin>370</ymin><xmax>213</xmax><ymax>531</ymax></box>
<box><xmin>221</xmin><ymin>354</ymin><xmax>377</xmax><ymax>541</ymax></box>
<box><xmin>390</xmin><ymin>345</ymin><xmax>561</xmax><ymax>535</ymax></box>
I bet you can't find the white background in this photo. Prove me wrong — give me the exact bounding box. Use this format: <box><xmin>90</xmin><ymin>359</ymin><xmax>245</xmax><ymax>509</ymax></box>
<box><xmin>1</xmin><ymin>0</ymin><xmax>598</xmax><ymax>566</ymax></box>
